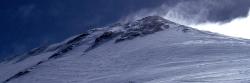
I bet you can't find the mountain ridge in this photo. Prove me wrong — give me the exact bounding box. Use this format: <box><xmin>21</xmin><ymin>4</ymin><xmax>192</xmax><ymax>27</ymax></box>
<box><xmin>1</xmin><ymin>16</ymin><xmax>250</xmax><ymax>83</ymax></box>
<box><xmin>2</xmin><ymin>16</ymin><xmax>194</xmax><ymax>62</ymax></box>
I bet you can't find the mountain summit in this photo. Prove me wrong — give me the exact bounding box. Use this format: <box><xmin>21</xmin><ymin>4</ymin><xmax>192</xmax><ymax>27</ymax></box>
<box><xmin>1</xmin><ymin>16</ymin><xmax>250</xmax><ymax>83</ymax></box>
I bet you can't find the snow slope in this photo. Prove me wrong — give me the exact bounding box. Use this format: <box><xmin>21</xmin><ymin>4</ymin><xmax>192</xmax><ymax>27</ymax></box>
<box><xmin>1</xmin><ymin>16</ymin><xmax>250</xmax><ymax>83</ymax></box>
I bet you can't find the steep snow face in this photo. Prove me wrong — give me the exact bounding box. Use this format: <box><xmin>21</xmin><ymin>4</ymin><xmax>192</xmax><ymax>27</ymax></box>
<box><xmin>1</xmin><ymin>16</ymin><xmax>250</xmax><ymax>83</ymax></box>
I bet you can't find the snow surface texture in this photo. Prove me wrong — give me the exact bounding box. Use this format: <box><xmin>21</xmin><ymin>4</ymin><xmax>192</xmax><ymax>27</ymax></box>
<box><xmin>1</xmin><ymin>16</ymin><xmax>250</xmax><ymax>83</ymax></box>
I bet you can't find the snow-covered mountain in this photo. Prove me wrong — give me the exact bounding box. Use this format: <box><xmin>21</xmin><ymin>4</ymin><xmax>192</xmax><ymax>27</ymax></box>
<box><xmin>1</xmin><ymin>16</ymin><xmax>250</xmax><ymax>83</ymax></box>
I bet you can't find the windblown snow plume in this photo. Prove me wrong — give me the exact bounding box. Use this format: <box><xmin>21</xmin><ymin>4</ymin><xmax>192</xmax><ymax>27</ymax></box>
<box><xmin>191</xmin><ymin>10</ymin><xmax>250</xmax><ymax>39</ymax></box>
<box><xmin>121</xmin><ymin>0</ymin><xmax>250</xmax><ymax>39</ymax></box>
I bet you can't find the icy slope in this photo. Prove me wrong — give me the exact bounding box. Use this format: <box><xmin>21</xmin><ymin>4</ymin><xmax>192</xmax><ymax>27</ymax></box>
<box><xmin>1</xmin><ymin>16</ymin><xmax>250</xmax><ymax>83</ymax></box>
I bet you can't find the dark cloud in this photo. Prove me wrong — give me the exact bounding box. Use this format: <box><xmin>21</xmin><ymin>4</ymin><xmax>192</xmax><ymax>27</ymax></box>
<box><xmin>18</xmin><ymin>4</ymin><xmax>36</xmax><ymax>18</ymax></box>
<box><xmin>195</xmin><ymin>0</ymin><xmax>250</xmax><ymax>22</ymax></box>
